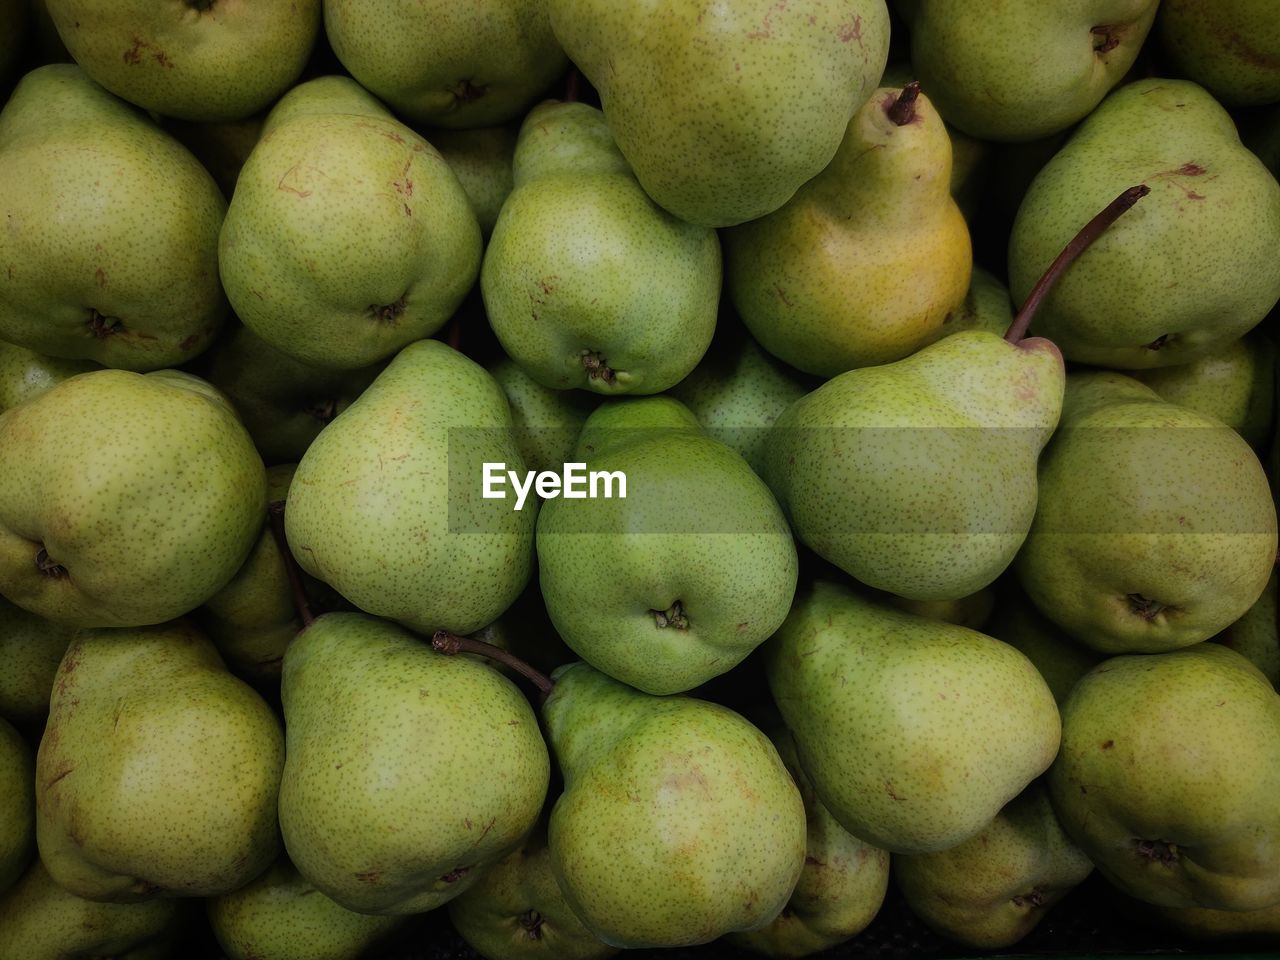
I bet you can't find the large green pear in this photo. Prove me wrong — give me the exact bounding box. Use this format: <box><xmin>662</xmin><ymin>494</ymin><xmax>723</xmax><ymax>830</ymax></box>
<box><xmin>764</xmin><ymin>331</ymin><xmax>1063</xmax><ymax>602</ymax></box>
<box><xmin>0</xmin><ymin>341</ymin><xmax>97</xmax><ymax>414</ymax></box>
<box><xmin>0</xmin><ymin>65</ymin><xmax>228</xmax><ymax>370</ymax></box>
<box><xmin>483</xmin><ymin>102</ymin><xmax>720</xmax><ymax>395</ymax></box>
<box><xmin>1015</xmin><ymin>372</ymin><xmax>1277</xmax><ymax>654</ymax></box>
<box><xmin>537</xmin><ymin>397</ymin><xmax>797</xmax><ymax>695</ymax></box>
<box><xmin>220</xmin><ymin>77</ymin><xmax>481</xmax><ymax>371</ymax></box>
<box><xmin>0</xmin><ymin>596</ymin><xmax>73</xmax><ymax>728</ymax></box>
<box><xmin>490</xmin><ymin>357</ymin><xmax>598</xmax><ymax>476</ymax></box>
<box><xmin>44</xmin><ymin>0</ymin><xmax>319</xmax><ymax>121</ymax></box>
<box><xmin>1009</xmin><ymin>79</ymin><xmax>1280</xmax><ymax>368</ymax></box>
<box><xmin>1158</xmin><ymin>0</ymin><xmax>1280</xmax><ymax>107</ymax></box>
<box><xmin>727</xmin><ymin>83</ymin><xmax>971</xmax><ymax>377</ymax></box>
<box><xmin>286</xmin><ymin>339</ymin><xmax>535</xmax><ymax>636</ymax></box>
<box><xmin>36</xmin><ymin>622</ymin><xmax>284</xmax><ymax>900</ymax></box>
<box><xmin>548</xmin><ymin>0</ymin><xmax>891</xmax><ymax>227</ymax></box>
<box><xmin>766</xmin><ymin>582</ymin><xmax>1061</xmax><ymax>854</ymax></box>
<box><xmin>0</xmin><ymin>369</ymin><xmax>265</xmax><ymax>628</ymax></box>
<box><xmin>0</xmin><ymin>859</ymin><xmax>184</xmax><ymax>960</ymax></box>
<box><xmin>326</xmin><ymin>0</ymin><xmax>565</xmax><ymax>128</ymax></box>
<box><xmin>544</xmin><ymin>663</ymin><xmax>807</xmax><ymax>948</ymax></box>
<box><xmin>1050</xmin><ymin>645</ymin><xmax>1280</xmax><ymax>910</ymax></box>
<box><xmin>897</xmin><ymin>0</ymin><xmax>1158</xmax><ymax>141</ymax></box>
<box><xmin>0</xmin><ymin>718</ymin><xmax>32</xmax><ymax>897</ymax></box>
<box><xmin>279</xmin><ymin>613</ymin><xmax>549</xmax><ymax>915</ymax></box>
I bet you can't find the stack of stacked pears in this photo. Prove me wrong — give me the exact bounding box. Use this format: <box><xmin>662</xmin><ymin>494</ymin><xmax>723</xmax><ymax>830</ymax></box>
<box><xmin>1</xmin><ymin>0</ymin><xmax>1280</xmax><ymax>958</ymax></box>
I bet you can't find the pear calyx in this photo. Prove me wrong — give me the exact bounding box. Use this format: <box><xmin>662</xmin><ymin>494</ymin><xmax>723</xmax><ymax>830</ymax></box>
<box><xmin>1011</xmin><ymin>887</ymin><xmax>1047</xmax><ymax>909</ymax></box>
<box><xmin>1092</xmin><ymin>25</ymin><xmax>1122</xmax><ymax>55</ymax></box>
<box><xmin>431</xmin><ymin>631</ymin><xmax>555</xmax><ymax>699</ymax></box>
<box><xmin>581</xmin><ymin>350</ymin><xmax>617</xmax><ymax>385</ymax></box>
<box><xmin>451</xmin><ymin>80</ymin><xmax>488</xmax><ymax>105</ymax></box>
<box><xmin>34</xmin><ymin>546</ymin><xmax>68</xmax><ymax>580</ymax></box>
<box><xmin>1134</xmin><ymin>839</ymin><xmax>1180</xmax><ymax>864</ymax></box>
<box><xmin>651</xmin><ymin>600</ymin><xmax>690</xmax><ymax>630</ymax></box>
<box><xmin>88</xmin><ymin>309</ymin><xmax>122</xmax><ymax>339</ymax></box>
<box><xmin>519</xmin><ymin>909</ymin><xmax>545</xmax><ymax>940</ymax></box>
<box><xmin>369</xmin><ymin>296</ymin><xmax>408</xmax><ymax>324</ymax></box>
<box><xmin>887</xmin><ymin>82</ymin><xmax>921</xmax><ymax>126</ymax></box>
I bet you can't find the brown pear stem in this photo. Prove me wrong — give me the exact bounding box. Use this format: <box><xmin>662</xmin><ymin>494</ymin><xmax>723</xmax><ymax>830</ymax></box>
<box><xmin>432</xmin><ymin>631</ymin><xmax>554</xmax><ymax>700</ymax></box>
<box><xmin>887</xmin><ymin>81</ymin><xmax>920</xmax><ymax>126</ymax></box>
<box><xmin>268</xmin><ymin>500</ymin><xmax>315</xmax><ymax>629</ymax></box>
<box><xmin>1004</xmin><ymin>184</ymin><xmax>1150</xmax><ymax>344</ymax></box>
<box><xmin>564</xmin><ymin>68</ymin><xmax>582</xmax><ymax>104</ymax></box>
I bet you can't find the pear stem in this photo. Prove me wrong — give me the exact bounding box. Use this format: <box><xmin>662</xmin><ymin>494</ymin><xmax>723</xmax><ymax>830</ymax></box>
<box><xmin>267</xmin><ymin>500</ymin><xmax>315</xmax><ymax>629</ymax></box>
<box><xmin>887</xmin><ymin>81</ymin><xmax>920</xmax><ymax>126</ymax></box>
<box><xmin>1004</xmin><ymin>184</ymin><xmax>1150</xmax><ymax>344</ymax></box>
<box><xmin>432</xmin><ymin>631</ymin><xmax>554</xmax><ymax>699</ymax></box>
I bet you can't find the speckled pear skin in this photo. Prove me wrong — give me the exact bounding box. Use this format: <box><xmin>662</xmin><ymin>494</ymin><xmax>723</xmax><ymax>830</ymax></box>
<box><xmin>1158</xmin><ymin>0</ymin><xmax>1280</xmax><ymax>106</ymax></box>
<box><xmin>0</xmin><ymin>65</ymin><xmax>228</xmax><ymax>370</ymax></box>
<box><xmin>668</xmin><ymin>321</ymin><xmax>814</xmax><ymax>479</ymax></box>
<box><xmin>549</xmin><ymin>0</ymin><xmax>890</xmax><ymax>227</ymax></box>
<box><xmin>0</xmin><ymin>341</ymin><xmax>99</xmax><ymax>414</ymax></box>
<box><xmin>0</xmin><ymin>369</ymin><xmax>266</xmax><ymax>628</ymax></box>
<box><xmin>490</xmin><ymin>357</ymin><xmax>598</xmax><ymax>475</ymax></box>
<box><xmin>895</xmin><ymin>782</ymin><xmax>1093</xmax><ymax>949</ymax></box>
<box><xmin>544</xmin><ymin>663</ymin><xmax>807</xmax><ymax>949</ymax></box>
<box><xmin>727</xmin><ymin>85</ymin><xmax>971</xmax><ymax>377</ymax></box>
<box><xmin>1050</xmin><ymin>645</ymin><xmax>1280</xmax><ymax>911</ymax></box>
<box><xmin>1009</xmin><ymin>79</ymin><xmax>1280</xmax><ymax>369</ymax></box>
<box><xmin>1015</xmin><ymin>371</ymin><xmax>1278</xmax><ymax>655</ymax></box>
<box><xmin>0</xmin><ymin>717</ymin><xmax>32</xmax><ymax>896</ymax></box>
<box><xmin>1213</xmin><ymin>572</ymin><xmax>1279</xmax><ymax>689</ymax></box>
<box><xmin>886</xmin><ymin>586</ymin><xmax>995</xmax><ymax>631</ymax></box>
<box><xmin>940</xmin><ymin>267</ymin><xmax>1015</xmax><ymax>339</ymax></box>
<box><xmin>766</xmin><ymin>581</ymin><xmax>1061</xmax><ymax>854</ymax></box>
<box><xmin>0</xmin><ymin>596</ymin><xmax>73</xmax><ymax>727</ymax></box>
<box><xmin>433</xmin><ymin>126</ymin><xmax>519</xmax><ymax>238</ymax></box>
<box><xmin>725</xmin><ymin>725</ymin><xmax>889</xmax><ymax>959</ymax></box>
<box><xmin>286</xmin><ymin>339</ymin><xmax>535</xmax><ymax>636</ymax></box>
<box><xmin>483</xmin><ymin>102</ymin><xmax>720</xmax><ymax>395</ymax></box>
<box><xmin>898</xmin><ymin>0</ymin><xmax>1157</xmax><ymax>142</ymax></box>
<box><xmin>208</xmin><ymin>857</ymin><xmax>407</xmax><ymax>960</ymax></box>
<box><xmin>44</xmin><ymin>0</ymin><xmax>320</xmax><ymax>122</ymax></box>
<box><xmin>537</xmin><ymin>397</ymin><xmax>798</xmax><ymax>695</ymax></box>
<box><xmin>0</xmin><ymin>859</ymin><xmax>185</xmax><ymax>960</ymax></box>
<box><xmin>279</xmin><ymin>613</ymin><xmax>550</xmax><ymax>916</ymax></box>
<box><xmin>764</xmin><ymin>331</ymin><xmax>1064</xmax><ymax>602</ymax></box>
<box><xmin>219</xmin><ymin>76</ymin><xmax>482</xmax><ymax>371</ymax></box>
<box><xmin>448</xmin><ymin>826</ymin><xmax>619</xmax><ymax>960</ymax></box>
<box><xmin>1132</xmin><ymin>332</ymin><xmax>1276</xmax><ymax>450</ymax></box>
<box><xmin>326</xmin><ymin>0</ymin><xmax>566</xmax><ymax>128</ymax></box>
<box><xmin>985</xmin><ymin>585</ymin><xmax>1104</xmax><ymax>706</ymax></box>
<box><xmin>35</xmin><ymin>622</ymin><xmax>284</xmax><ymax>901</ymax></box>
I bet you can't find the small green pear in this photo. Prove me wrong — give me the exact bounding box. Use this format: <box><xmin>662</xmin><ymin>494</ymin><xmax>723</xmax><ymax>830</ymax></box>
<box><xmin>1213</xmin><ymin>571</ymin><xmax>1279</xmax><ymax>689</ymax></box>
<box><xmin>895</xmin><ymin>782</ymin><xmax>1093</xmax><ymax>949</ymax></box>
<box><xmin>1158</xmin><ymin>0</ymin><xmax>1280</xmax><ymax>106</ymax></box>
<box><xmin>279</xmin><ymin>613</ymin><xmax>549</xmax><ymax>915</ymax></box>
<box><xmin>0</xmin><ymin>65</ymin><xmax>228</xmax><ymax>369</ymax></box>
<box><xmin>489</xmin><ymin>357</ymin><xmax>598</xmax><ymax>476</ymax></box>
<box><xmin>0</xmin><ymin>717</ymin><xmax>32</xmax><ymax>896</ymax></box>
<box><xmin>36</xmin><ymin>622</ymin><xmax>284</xmax><ymax>900</ymax></box>
<box><xmin>0</xmin><ymin>596</ymin><xmax>73</xmax><ymax>728</ymax></box>
<box><xmin>433</xmin><ymin>126</ymin><xmax>519</xmax><ymax>238</ymax></box>
<box><xmin>0</xmin><ymin>341</ymin><xmax>98</xmax><ymax>413</ymax></box>
<box><xmin>483</xmin><ymin>101</ymin><xmax>720</xmax><ymax>395</ymax></box>
<box><xmin>1049</xmin><ymin>645</ymin><xmax>1280</xmax><ymax>911</ymax></box>
<box><xmin>0</xmin><ymin>368</ymin><xmax>266</xmax><ymax>628</ymax></box>
<box><xmin>726</xmin><ymin>83</ymin><xmax>971</xmax><ymax>377</ymax></box>
<box><xmin>544</xmin><ymin>663</ymin><xmax>807</xmax><ymax>948</ymax></box>
<box><xmin>766</xmin><ymin>581</ymin><xmax>1061</xmax><ymax>854</ymax></box>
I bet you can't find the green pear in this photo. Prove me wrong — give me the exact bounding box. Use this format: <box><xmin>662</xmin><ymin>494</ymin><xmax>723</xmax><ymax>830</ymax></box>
<box><xmin>667</xmin><ymin>318</ymin><xmax>814</xmax><ymax>479</ymax></box>
<box><xmin>725</xmin><ymin>725</ymin><xmax>889</xmax><ymax>958</ymax></box>
<box><xmin>1213</xmin><ymin>571</ymin><xmax>1279</xmax><ymax>689</ymax></box>
<box><xmin>490</xmin><ymin>357</ymin><xmax>598</xmax><ymax>476</ymax></box>
<box><xmin>0</xmin><ymin>718</ymin><xmax>32</xmax><ymax>896</ymax></box>
<box><xmin>44</xmin><ymin>0</ymin><xmax>319</xmax><ymax>121</ymax></box>
<box><xmin>727</xmin><ymin>83</ymin><xmax>971</xmax><ymax>376</ymax></box>
<box><xmin>482</xmin><ymin>101</ymin><xmax>720</xmax><ymax>395</ymax></box>
<box><xmin>764</xmin><ymin>331</ymin><xmax>1063</xmax><ymax>601</ymax></box>
<box><xmin>548</xmin><ymin>0</ymin><xmax>891</xmax><ymax>227</ymax></box>
<box><xmin>0</xmin><ymin>859</ymin><xmax>184</xmax><ymax>960</ymax></box>
<box><xmin>204</xmin><ymin>326</ymin><xmax>384</xmax><ymax>465</ymax></box>
<box><xmin>766</xmin><ymin>581</ymin><xmax>1061</xmax><ymax>854</ymax></box>
<box><xmin>432</xmin><ymin>125</ymin><xmax>519</xmax><ymax>238</ymax></box>
<box><xmin>1131</xmin><ymin>331</ymin><xmax>1276</xmax><ymax>449</ymax></box>
<box><xmin>940</xmin><ymin>267</ymin><xmax>1015</xmax><ymax>339</ymax></box>
<box><xmin>0</xmin><ymin>368</ymin><xmax>265</xmax><ymax>628</ymax></box>
<box><xmin>447</xmin><ymin>825</ymin><xmax>618</xmax><ymax>960</ymax></box>
<box><xmin>894</xmin><ymin>782</ymin><xmax>1093</xmax><ymax>949</ymax></box>
<box><xmin>209</xmin><ymin>857</ymin><xmax>407</xmax><ymax>960</ymax></box>
<box><xmin>1050</xmin><ymin>644</ymin><xmax>1280</xmax><ymax>910</ymax></box>
<box><xmin>898</xmin><ymin>0</ymin><xmax>1158</xmax><ymax>141</ymax></box>
<box><xmin>279</xmin><ymin>613</ymin><xmax>549</xmax><ymax>915</ymax></box>
<box><xmin>0</xmin><ymin>341</ymin><xmax>98</xmax><ymax>414</ymax></box>
<box><xmin>985</xmin><ymin>584</ymin><xmax>1104</xmax><ymax>705</ymax></box>
<box><xmin>1158</xmin><ymin>0</ymin><xmax>1280</xmax><ymax>106</ymax></box>
<box><xmin>1015</xmin><ymin>371</ymin><xmax>1278</xmax><ymax>654</ymax></box>
<box><xmin>545</xmin><ymin>663</ymin><xmax>806</xmax><ymax>948</ymax></box>
<box><xmin>219</xmin><ymin>77</ymin><xmax>482</xmax><ymax>371</ymax></box>
<box><xmin>537</xmin><ymin>397</ymin><xmax>797</xmax><ymax>695</ymax></box>
<box><xmin>285</xmin><ymin>339</ymin><xmax>535</xmax><ymax>636</ymax></box>
<box><xmin>326</xmin><ymin>0</ymin><xmax>565</xmax><ymax>128</ymax></box>
<box><xmin>0</xmin><ymin>596</ymin><xmax>73</xmax><ymax>727</ymax></box>
<box><xmin>0</xmin><ymin>65</ymin><xmax>228</xmax><ymax>370</ymax></box>
<box><xmin>36</xmin><ymin>621</ymin><xmax>283</xmax><ymax>900</ymax></box>
<box><xmin>1009</xmin><ymin>79</ymin><xmax>1280</xmax><ymax>368</ymax></box>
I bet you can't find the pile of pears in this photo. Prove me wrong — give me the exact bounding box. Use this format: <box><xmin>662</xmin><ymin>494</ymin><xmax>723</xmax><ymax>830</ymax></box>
<box><xmin>2</xmin><ymin>0</ymin><xmax>1280</xmax><ymax>958</ymax></box>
